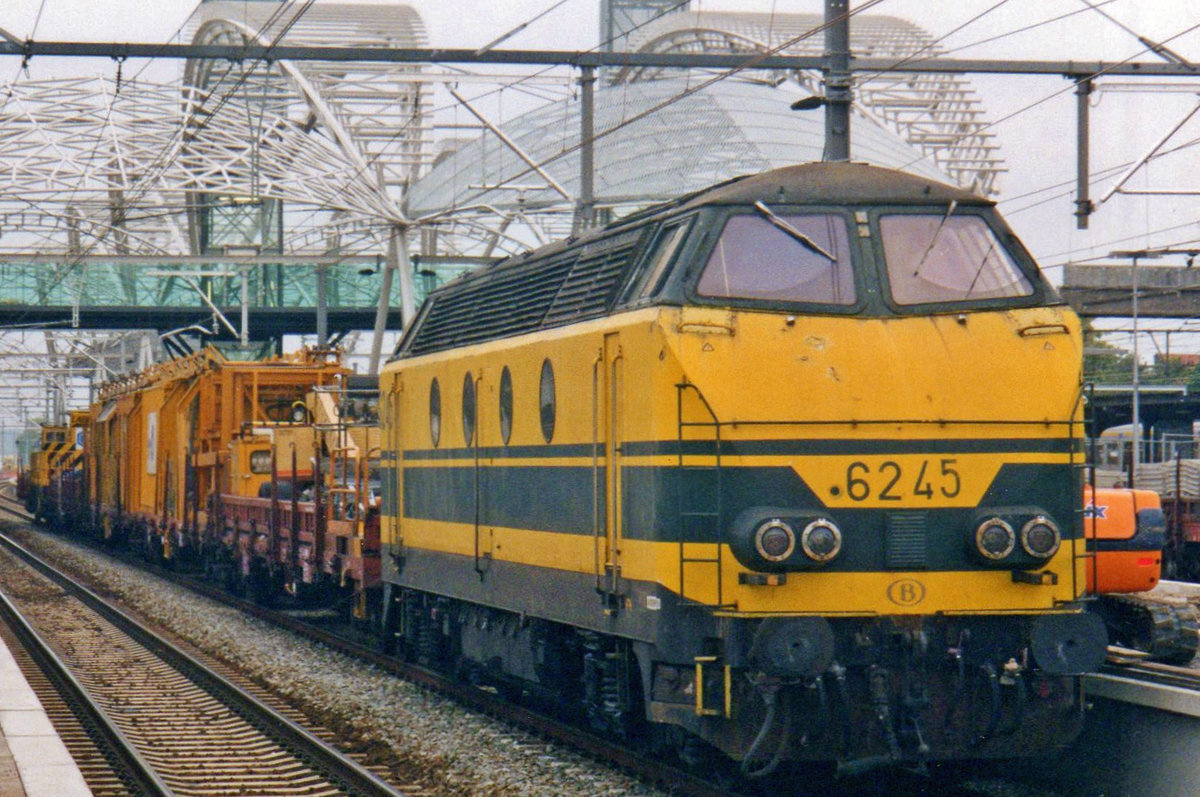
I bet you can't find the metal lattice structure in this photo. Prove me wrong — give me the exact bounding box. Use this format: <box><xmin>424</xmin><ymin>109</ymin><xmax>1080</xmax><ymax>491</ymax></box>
<box><xmin>0</xmin><ymin>1</ymin><xmax>433</xmax><ymax>420</ymax></box>
<box><xmin>614</xmin><ymin>11</ymin><xmax>1006</xmax><ymax>196</ymax></box>
<box><xmin>405</xmin><ymin>10</ymin><xmax>1003</xmax><ymax>265</ymax></box>
<box><xmin>406</xmin><ymin>76</ymin><xmax>951</xmax><ymax>256</ymax></box>
<box><xmin>0</xmin><ymin>4</ymin><xmax>429</xmax><ymax>255</ymax></box>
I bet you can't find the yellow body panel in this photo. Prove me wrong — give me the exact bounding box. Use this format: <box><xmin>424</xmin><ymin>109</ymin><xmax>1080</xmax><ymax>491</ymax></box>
<box><xmin>384</xmin><ymin>301</ymin><xmax>1086</xmax><ymax>615</ymax></box>
<box><xmin>400</xmin><ymin>517</ymin><xmax>1088</xmax><ymax>615</ymax></box>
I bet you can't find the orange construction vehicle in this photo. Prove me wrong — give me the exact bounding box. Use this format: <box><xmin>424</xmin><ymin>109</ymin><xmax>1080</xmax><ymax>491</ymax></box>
<box><xmin>1085</xmin><ymin>485</ymin><xmax>1198</xmax><ymax>664</ymax></box>
<box><xmin>1085</xmin><ymin>485</ymin><xmax>1165</xmax><ymax>594</ymax></box>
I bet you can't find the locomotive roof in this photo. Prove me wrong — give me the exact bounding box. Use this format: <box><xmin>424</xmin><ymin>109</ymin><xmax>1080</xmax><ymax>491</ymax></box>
<box><xmin>396</xmin><ymin>163</ymin><xmax>992</xmax><ymax>358</ymax></box>
<box><xmin>674</xmin><ymin>161</ymin><xmax>989</xmax><ymax>211</ymax></box>
<box><xmin>452</xmin><ymin>162</ymin><xmax>984</xmax><ymax>277</ymax></box>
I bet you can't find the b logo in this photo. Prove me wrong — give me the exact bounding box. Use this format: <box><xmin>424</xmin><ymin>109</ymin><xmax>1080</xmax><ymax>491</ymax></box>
<box><xmin>887</xmin><ymin>578</ymin><xmax>926</xmax><ymax>607</ymax></box>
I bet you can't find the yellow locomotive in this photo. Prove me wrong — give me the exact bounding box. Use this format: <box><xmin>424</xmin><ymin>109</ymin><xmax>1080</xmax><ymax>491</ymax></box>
<box><xmin>22</xmin><ymin>415</ymin><xmax>85</xmax><ymax>524</ymax></box>
<box><xmin>381</xmin><ymin>161</ymin><xmax>1104</xmax><ymax>774</ymax></box>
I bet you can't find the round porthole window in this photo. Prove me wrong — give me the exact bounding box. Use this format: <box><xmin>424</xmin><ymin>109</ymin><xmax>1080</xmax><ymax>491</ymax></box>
<box><xmin>499</xmin><ymin>366</ymin><xmax>513</xmax><ymax>445</ymax></box>
<box><xmin>463</xmin><ymin>372</ymin><xmax>476</xmax><ymax>446</ymax></box>
<box><xmin>429</xmin><ymin>378</ymin><xmax>441</xmax><ymax>447</ymax></box>
<box><xmin>539</xmin><ymin>359</ymin><xmax>555</xmax><ymax>443</ymax></box>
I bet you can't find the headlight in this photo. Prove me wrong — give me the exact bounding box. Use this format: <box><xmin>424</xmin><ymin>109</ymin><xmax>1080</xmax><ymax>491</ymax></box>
<box><xmin>754</xmin><ymin>519</ymin><xmax>796</xmax><ymax>562</ymax></box>
<box><xmin>801</xmin><ymin>519</ymin><xmax>842</xmax><ymax>563</ymax></box>
<box><xmin>975</xmin><ymin>518</ymin><xmax>1015</xmax><ymax>560</ymax></box>
<box><xmin>1021</xmin><ymin>516</ymin><xmax>1061</xmax><ymax>559</ymax></box>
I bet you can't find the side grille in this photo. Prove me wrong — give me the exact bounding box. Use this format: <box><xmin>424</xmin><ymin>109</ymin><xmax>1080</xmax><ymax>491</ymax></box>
<box><xmin>886</xmin><ymin>512</ymin><xmax>928</xmax><ymax>569</ymax></box>
<box><xmin>408</xmin><ymin>254</ymin><xmax>573</xmax><ymax>355</ymax></box>
<box><xmin>541</xmin><ymin>232</ymin><xmax>640</xmax><ymax>328</ymax></box>
<box><xmin>405</xmin><ymin>230</ymin><xmax>641</xmax><ymax>356</ymax></box>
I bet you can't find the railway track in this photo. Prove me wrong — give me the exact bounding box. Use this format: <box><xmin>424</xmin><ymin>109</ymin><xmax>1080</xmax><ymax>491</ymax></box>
<box><xmin>0</xmin><ymin>529</ymin><xmax>408</xmax><ymax>797</ymax></box>
<box><xmin>0</xmin><ymin>494</ymin><xmax>739</xmax><ymax>797</ymax></box>
<box><xmin>0</xmin><ymin>493</ymin><xmax>1064</xmax><ymax>797</ymax></box>
<box><xmin>0</xmin><ymin>589</ymin><xmax>152</xmax><ymax>795</ymax></box>
<box><xmin>1101</xmin><ymin>655</ymin><xmax>1200</xmax><ymax>688</ymax></box>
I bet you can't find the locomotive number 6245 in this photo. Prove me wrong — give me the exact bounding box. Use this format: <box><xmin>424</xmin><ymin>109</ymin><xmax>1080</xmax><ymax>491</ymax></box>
<box><xmin>839</xmin><ymin>458</ymin><xmax>961</xmax><ymax>501</ymax></box>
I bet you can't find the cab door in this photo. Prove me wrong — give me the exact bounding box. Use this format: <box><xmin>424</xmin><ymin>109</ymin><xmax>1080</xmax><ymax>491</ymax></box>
<box><xmin>596</xmin><ymin>332</ymin><xmax>624</xmax><ymax>611</ymax></box>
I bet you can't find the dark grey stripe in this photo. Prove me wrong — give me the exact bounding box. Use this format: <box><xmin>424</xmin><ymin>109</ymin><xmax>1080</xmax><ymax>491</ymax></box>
<box><xmin>402</xmin><ymin>436</ymin><xmax>1080</xmax><ymax>461</ymax></box>
<box><xmin>404</xmin><ymin>442</ymin><xmax>597</xmax><ymax>460</ymax></box>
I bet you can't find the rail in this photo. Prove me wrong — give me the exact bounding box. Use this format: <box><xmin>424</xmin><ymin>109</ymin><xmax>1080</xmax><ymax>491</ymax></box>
<box><xmin>0</xmin><ymin>487</ymin><xmax>738</xmax><ymax>797</ymax></box>
<box><xmin>0</xmin><ymin>530</ymin><xmax>405</xmax><ymax>797</ymax></box>
<box><xmin>0</xmin><ymin>588</ymin><xmax>171</xmax><ymax>796</ymax></box>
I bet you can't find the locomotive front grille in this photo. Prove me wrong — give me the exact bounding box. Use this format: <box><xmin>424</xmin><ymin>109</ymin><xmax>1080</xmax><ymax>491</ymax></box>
<box><xmin>886</xmin><ymin>511</ymin><xmax>928</xmax><ymax>569</ymax></box>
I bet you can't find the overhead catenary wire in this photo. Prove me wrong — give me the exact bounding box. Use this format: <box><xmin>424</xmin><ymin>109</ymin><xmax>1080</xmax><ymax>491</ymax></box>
<box><xmin>892</xmin><ymin>16</ymin><xmax>1200</xmax><ymax>178</ymax></box>
<box><xmin>10</xmin><ymin>0</ymin><xmax>48</xmax><ymax>82</ymax></box>
<box><xmin>928</xmin><ymin>0</ymin><xmax>1122</xmax><ymax>61</ymax></box>
<box><xmin>851</xmin><ymin>0</ymin><xmax>1016</xmax><ymax>86</ymax></box>
<box><xmin>1002</xmin><ymin>127</ymin><xmax>1200</xmax><ymax>219</ymax></box>
<box><xmin>473</xmin><ymin>0</ymin><xmax>576</xmax><ymax>56</ymax></box>
<box><xmin>873</xmin><ymin>4</ymin><xmax>1200</xmax><ymax>241</ymax></box>
<box><xmin>445</xmin><ymin>0</ymin><xmax>890</xmax><ymax>215</ymax></box>
<box><xmin>14</xmin><ymin>2</ymin><xmax>1200</xmax><ymax>352</ymax></box>
<box><xmin>433</xmin><ymin>0</ymin><xmax>1136</xmax><ymax>224</ymax></box>
<box><xmin>202</xmin><ymin>0</ymin><xmax>1146</xmax><ymax>260</ymax></box>
<box><xmin>1077</xmin><ymin>0</ymin><xmax>1195</xmax><ymax>66</ymax></box>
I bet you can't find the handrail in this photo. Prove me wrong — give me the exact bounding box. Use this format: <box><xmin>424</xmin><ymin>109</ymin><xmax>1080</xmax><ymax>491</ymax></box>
<box><xmin>606</xmin><ymin>347</ymin><xmax>625</xmax><ymax>602</ymax></box>
<box><xmin>676</xmin><ymin>381</ymin><xmax>725</xmax><ymax>608</ymax></box>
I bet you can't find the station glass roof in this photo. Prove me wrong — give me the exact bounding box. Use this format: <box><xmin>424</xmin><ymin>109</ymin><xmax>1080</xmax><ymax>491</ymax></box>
<box><xmin>407</xmin><ymin>77</ymin><xmax>950</xmax><ymax>219</ymax></box>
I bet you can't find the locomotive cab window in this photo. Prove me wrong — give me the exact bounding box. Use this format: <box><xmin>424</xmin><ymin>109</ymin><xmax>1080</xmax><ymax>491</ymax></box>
<box><xmin>629</xmin><ymin>219</ymin><xmax>692</xmax><ymax>301</ymax></box>
<box><xmin>879</xmin><ymin>212</ymin><xmax>1035</xmax><ymax>306</ymax></box>
<box><xmin>696</xmin><ymin>210</ymin><xmax>855</xmax><ymax>305</ymax></box>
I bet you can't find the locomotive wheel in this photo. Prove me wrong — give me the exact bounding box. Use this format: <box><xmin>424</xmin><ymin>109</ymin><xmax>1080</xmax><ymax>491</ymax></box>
<box><xmin>248</xmin><ymin>559</ymin><xmax>274</xmax><ymax>606</ymax></box>
<box><xmin>674</xmin><ymin>731</ymin><xmax>739</xmax><ymax>788</ymax></box>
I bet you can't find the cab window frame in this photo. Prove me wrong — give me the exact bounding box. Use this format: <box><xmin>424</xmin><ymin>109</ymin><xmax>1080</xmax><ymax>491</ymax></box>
<box><xmin>620</xmin><ymin>215</ymin><xmax>697</xmax><ymax>306</ymax></box>
<box><xmin>869</xmin><ymin>205</ymin><xmax>1052</xmax><ymax>315</ymax></box>
<box><xmin>682</xmin><ymin>206</ymin><xmax>868</xmax><ymax>315</ymax></box>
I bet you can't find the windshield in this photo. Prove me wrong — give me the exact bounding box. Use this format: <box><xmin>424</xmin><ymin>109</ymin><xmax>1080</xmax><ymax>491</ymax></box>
<box><xmin>880</xmin><ymin>213</ymin><xmax>1034</xmax><ymax>306</ymax></box>
<box><xmin>696</xmin><ymin>212</ymin><xmax>855</xmax><ymax>305</ymax></box>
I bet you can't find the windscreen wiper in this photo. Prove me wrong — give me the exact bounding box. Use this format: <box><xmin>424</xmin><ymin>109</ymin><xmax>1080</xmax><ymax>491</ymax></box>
<box><xmin>754</xmin><ymin>201</ymin><xmax>835</xmax><ymax>261</ymax></box>
<box><xmin>912</xmin><ymin>200</ymin><xmax>957</xmax><ymax>277</ymax></box>
<box><xmin>964</xmin><ymin>238</ymin><xmax>998</xmax><ymax>298</ymax></box>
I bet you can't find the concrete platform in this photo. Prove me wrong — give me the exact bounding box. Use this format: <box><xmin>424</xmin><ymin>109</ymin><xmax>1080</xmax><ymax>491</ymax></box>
<box><xmin>0</xmin><ymin>637</ymin><xmax>90</xmax><ymax>796</ymax></box>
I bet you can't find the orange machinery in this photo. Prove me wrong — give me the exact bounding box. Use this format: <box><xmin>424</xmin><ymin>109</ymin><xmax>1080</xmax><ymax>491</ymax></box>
<box><xmin>86</xmin><ymin>346</ymin><xmax>347</xmax><ymax>562</ymax></box>
<box><xmin>1084</xmin><ymin>485</ymin><xmax>1165</xmax><ymax>595</ymax></box>
<box><xmin>212</xmin><ymin>382</ymin><xmax>381</xmax><ymax>618</ymax></box>
<box><xmin>1084</xmin><ymin>485</ymin><xmax>1197</xmax><ymax>664</ymax></box>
